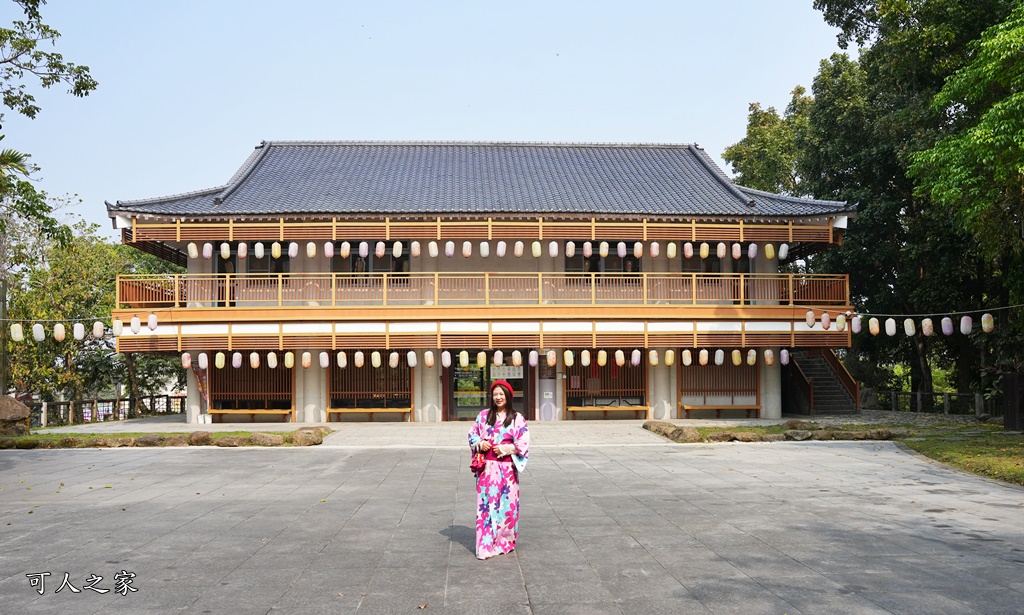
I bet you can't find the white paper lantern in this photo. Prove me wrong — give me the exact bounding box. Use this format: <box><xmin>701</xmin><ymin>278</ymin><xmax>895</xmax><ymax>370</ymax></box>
<box><xmin>445</xmin><ymin>240</ymin><xmax>455</xmax><ymax>258</ymax></box>
<box><xmin>514</xmin><ymin>241</ymin><xmax>525</xmax><ymax>257</ymax></box>
<box><xmin>479</xmin><ymin>241</ymin><xmax>489</xmax><ymax>258</ymax></box>
<box><xmin>232</xmin><ymin>352</ymin><xmax>243</xmax><ymax>368</ymax></box>
<box><xmin>631</xmin><ymin>349</ymin><xmax>641</xmax><ymax>366</ymax></box>
<box><xmin>493</xmin><ymin>350</ymin><xmax>503</xmax><ymax>366</ymax></box>
<box><xmin>336</xmin><ymin>351</ymin><xmax>346</xmax><ymax>369</ymax></box>
<box><xmin>441</xmin><ymin>350</ymin><xmax>452</xmax><ymax>368</ymax></box>
<box><xmin>323</xmin><ymin>242</ymin><xmax>334</xmax><ymax>258</ymax></box>
<box><xmin>320</xmin><ymin>351</ymin><xmax>330</xmax><ymax>369</ymax></box>
<box><xmin>202</xmin><ymin>243</ymin><xmax>213</xmax><ymax>259</ymax></box>
<box><xmin>392</xmin><ymin>241</ymin><xmax>403</xmax><ymax>258</ymax></box>
<box><xmin>92</xmin><ymin>321</ymin><xmax>104</xmax><ymax>338</ymax></box>
<box><xmin>806</xmin><ymin>311</ymin><xmax>815</xmax><ymax>328</ymax></box>
<box><xmin>682</xmin><ymin>349</ymin><xmax>692</xmax><ymax>366</ymax></box>
<box><xmin>410</xmin><ymin>241</ymin><xmax>421</xmax><ymax>257</ymax></box>
<box><xmin>717</xmin><ymin>242</ymin><xmax>727</xmax><ymax>259</ymax></box>
<box><xmin>199</xmin><ymin>352</ymin><xmax>209</xmax><ymax>370</ymax></box>
<box><xmin>683</xmin><ymin>242</ymin><xmax>694</xmax><ymax>259</ymax></box>
<box><xmin>130</xmin><ymin>316</ymin><xmax>141</xmax><ymax>334</ymax></box>
<box><xmin>650</xmin><ymin>242</ymin><xmax>660</xmax><ymax>258</ymax></box>
<box><xmin>563</xmin><ymin>350</ymin><xmax>574</xmax><ymax>367</ymax></box>
<box><xmin>148</xmin><ymin>313</ymin><xmax>158</xmax><ymax>331</ymax></box>
<box><xmin>32</xmin><ymin>323</ymin><xmax>44</xmax><ymax>341</ymax></box>
<box><xmin>187</xmin><ymin>242</ymin><xmax>199</xmax><ymax>259</ymax></box>
<box><xmin>583</xmin><ymin>241</ymin><xmax>593</xmax><ymax>258</ymax></box>
<box><xmin>885</xmin><ymin>318</ymin><xmax>897</xmax><ymax>336</ymax></box>
<box><xmin>714</xmin><ymin>349</ymin><xmax>725</xmax><ymax>366</ymax></box>
<box><xmin>617</xmin><ymin>242</ymin><xmax>627</xmax><ymax>259</ymax></box>
<box><xmin>354</xmin><ymin>351</ymin><xmax>364</xmax><ymax>368</ymax></box>
<box><xmin>220</xmin><ymin>242</ymin><xmax>231</xmax><ymax>259</ymax></box>
<box><xmin>428</xmin><ymin>241</ymin><xmax>438</xmax><ymax>258</ymax></box>
<box><xmin>565</xmin><ymin>241</ymin><xmax>576</xmax><ymax>258</ymax></box>
<box><xmin>778</xmin><ymin>243</ymin><xmax>789</xmax><ymax>260</ymax></box>
<box><xmin>960</xmin><ymin>315</ymin><xmax>973</xmax><ymax>335</ymax></box>
<box><xmin>581</xmin><ymin>349</ymin><xmax>591</xmax><ymax>366</ymax></box>
<box><xmin>529</xmin><ymin>350</ymin><xmax>539</xmax><ymax>367</ymax></box>
<box><xmin>72</xmin><ymin>322</ymin><xmax>85</xmax><ymax>340</ymax></box>
<box><xmin>496</xmin><ymin>241</ymin><xmax>507</xmax><ymax>258</ymax></box>
<box><xmin>254</xmin><ymin>242</ymin><xmax>265</xmax><ymax>259</ymax></box>
<box><xmin>462</xmin><ymin>241</ymin><xmax>472</xmax><ymax>258</ymax></box>
<box><xmin>359</xmin><ymin>241</ymin><xmax>369</xmax><ymax>259</ymax></box>
<box><xmin>267</xmin><ymin>352</ymin><xmax>278</xmax><ymax>369</ymax></box>
<box><xmin>548</xmin><ymin>241</ymin><xmax>558</xmax><ymax>258</ymax></box>
<box><xmin>371</xmin><ymin>351</ymin><xmax>381</xmax><ymax>368</ymax></box>
<box><xmin>406</xmin><ymin>350</ymin><xmax>417</xmax><ymax>368</ymax></box>
<box><xmin>423</xmin><ymin>351</ymin><xmax>433</xmax><ymax>368</ymax></box>
<box><xmin>53</xmin><ymin>323</ymin><xmax>65</xmax><ymax>342</ymax></box>
<box><xmin>780</xmin><ymin>349</ymin><xmax>790</xmax><ymax>365</ymax></box>
<box><xmin>615</xmin><ymin>349</ymin><xmax>625</xmax><ymax>367</ymax></box>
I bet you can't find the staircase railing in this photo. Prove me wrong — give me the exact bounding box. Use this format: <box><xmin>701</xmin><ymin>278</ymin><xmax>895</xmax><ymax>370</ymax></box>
<box><xmin>784</xmin><ymin>358</ymin><xmax>815</xmax><ymax>415</ymax></box>
<box><xmin>805</xmin><ymin>348</ymin><xmax>860</xmax><ymax>409</ymax></box>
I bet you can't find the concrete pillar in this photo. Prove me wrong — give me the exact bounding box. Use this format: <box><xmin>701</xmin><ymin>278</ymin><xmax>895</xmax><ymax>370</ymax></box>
<box><xmin>186</xmin><ymin>366</ymin><xmax>202</xmax><ymax>423</ymax></box>
<box><xmin>417</xmin><ymin>349</ymin><xmax>442</xmax><ymax>422</ymax></box>
<box><xmin>298</xmin><ymin>349</ymin><xmax>326</xmax><ymax>422</ymax></box>
<box><xmin>650</xmin><ymin>360</ymin><xmax>674</xmax><ymax>420</ymax></box>
<box><xmin>761</xmin><ymin>353</ymin><xmax>782</xmax><ymax>419</ymax></box>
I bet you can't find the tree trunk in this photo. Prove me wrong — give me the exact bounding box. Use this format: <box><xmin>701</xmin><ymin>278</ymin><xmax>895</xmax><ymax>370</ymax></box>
<box><xmin>914</xmin><ymin>333</ymin><xmax>934</xmax><ymax>411</ymax></box>
<box><xmin>125</xmin><ymin>353</ymin><xmax>148</xmax><ymax>416</ymax></box>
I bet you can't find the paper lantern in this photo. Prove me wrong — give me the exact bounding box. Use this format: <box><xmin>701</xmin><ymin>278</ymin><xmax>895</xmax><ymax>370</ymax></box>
<box><xmin>371</xmin><ymin>351</ymin><xmax>381</xmax><ymax>368</ymax></box>
<box><xmin>717</xmin><ymin>243</ymin><xmax>727</xmax><ymax>259</ymax></box>
<box><xmin>354</xmin><ymin>351</ymin><xmax>364</xmax><ymax>368</ymax></box>
<box><xmin>631</xmin><ymin>349</ymin><xmax>641</xmax><ymax>366</ymax></box>
<box><xmin>181</xmin><ymin>352</ymin><xmax>191</xmax><ymax>369</ymax></box>
<box><xmin>53</xmin><ymin>323</ymin><xmax>65</xmax><ymax>342</ymax></box>
<box><xmin>580</xmin><ymin>349</ymin><xmax>591</xmax><ymax>366</ymax></box>
<box><xmin>682</xmin><ymin>349</ymin><xmax>692</xmax><ymax>366</ymax></box>
<box><xmin>714</xmin><ymin>349</ymin><xmax>725</xmax><ymax>366</ymax></box>
<box><xmin>286</xmin><ymin>242</ymin><xmax>298</xmax><ymax>259</ymax></box>
<box><xmin>389</xmin><ymin>352</ymin><xmax>399</xmax><ymax>369</ymax></box>
<box><xmin>532</xmin><ymin>241</ymin><xmax>542</xmax><ymax>258</ymax></box>
<box><xmin>427</xmin><ymin>241</ymin><xmax>438</xmax><ymax>258</ymax></box>
<box><xmin>960</xmin><ymin>315</ymin><xmax>973</xmax><ymax>335</ymax></box>
<box><xmin>477</xmin><ymin>351</ymin><xmax>487</xmax><ymax>368</ymax></box>
<box><xmin>835</xmin><ymin>314</ymin><xmax>846</xmax><ymax>332</ymax></box>
<box><xmin>599</xmin><ymin>241</ymin><xmax>609</xmax><ymax>258</ymax></box>
<box><xmin>112</xmin><ymin>320</ymin><xmax>123</xmax><ymax>339</ymax></box>
<box><xmin>732</xmin><ymin>243</ymin><xmax>742</xmax><ymax>260</ymax></box>
<box><xmin>982</xmin><ymin>313</ymin><xmax>994</xmax><ymax>333</ymax></box>
<box><xmin>336</xmin><ymin>351</ymin><xmax>345</xmax><ymax>369</ymax></box>
<box><xmin>904</xmin><ymin>318</ymin><xmax>916</xmax><ymax>336</ymax></box>
<box><xmin>202</xmin><ymin>243</ymin><xmax>213</xmax><ymax>259</ymax></box>
<box><xmin>921</xmin><ymin>318</ymin><xmax>934</xmax><ymax>336</ymax></box>
<box><xmin>583</xmin><ymin>241</ymin><xmax>593</xmax><ymax>258</ymax></box>
<box><xmin>445</xmin><ymin>241</ymin><xmax>455</xmax><ymax>258</ymax></box>
<box><xmin>514</xmin><ymin>241</ymin><xmax>525</xmax><ymax>257</ymax></box>
<box><xmin>479</xmin><ymin>241</ymin><xmax>489</xmax><ymax>258</ymax></box>
<box><xmin>764</xmin><ymin>349</ymin><xmax>774</xmax><ymax>365</ymax></box>
<box><xmin>187</xmin><ymin>242</ymin><xmax>199</xmax><ymax>259</ymax></box>
<box><xmin>565</xmin><ymin>241</ymin><xmax>576</xmax><ymax>258</ymax></box>
<box><xmin>73</xmin><ymin>322</ymin><xmax>85</xmax><ymax>340</ymax></box>
<box><xmin>250</xmin><ymin>352</ymin><xmax>260</xmax><ymax>369</ymax></box>
<box><xmin>410</xmin><ymin>241</ymin><xmax>421</xmax><ymax>257</ymax></box>
<box><xmin>148</xmin><ymin>314</ymin><xmax>158</xmax><ymax>331</ymax></box>
<box><xmin>731</xmin><ymin>349</ymin><xmax>742</xmax><ymax>366</ymax></box>
<box><xmin>272</xmin><ymin>242</ymin><xmax>282</xmax><ymax>259</ymax></box>
<box><xmin>267</xmin><ymin>352</ymin><xmax>278</xmax><ymax>369</ymax></box>
<box><xmin>511</xmin><ymin>350</ymin><xmax>522</xmax><ymax>367</ymax></box>
<box><xmin>493</xmin><ymin>350</ymin><xmax>503</xmax><ymax>366</ymax></box>
<box><xmin>459</xmin><ymin>350</ymin><xmax>470</xmax><ymax>368</ymax></box>
<box><xmin>633</xmin><ymin>242</ymin><xmax>643</xmax><ymax>259</ymax></box>
<box><xmin>765</xmin><ymin>244</ymin><xmax>775</xmax><ymax>260</ymax></box>
<box><xmin>462</xmin><ymin>241</ymin><xmax>472</xmax><ymax>258</ymax></box>
<box><xmin>359</xmin><ymin>241</ymin><xmax>369</xmax><ymax>259</ymax></box>
<box><xmin>306</xmin><ymin>242</ymin><xmax>316</xmax><ymax>258</ymax></box>
<box><xmin>321</xmin><ymin>352</ymin><xmax>331</xmax><ymax>369</ymax></box>
<box><xmin>778</xmin><ymin>243</ymin><xmax>789</xmax><ymax>260</ymax></box>
<box><xmin>339</xmin><ymin>241</ymin><xmax>350</xmax><ymax>258</ymax></box>
<box><xmin>851</xmin><ymin>316</ymin><xmax>862</xmax><ymax>334</ymax></box>
<box><xmin>238</xmin><ymin>242</ymin><xmax>248</xmax><ymax>259</ymax></box>
<box><xmin>869</xmin><ymin>317</ymin><xmax>880</xmax><ymax>336</ymax></box>
<box><xmin>666</xmin><ymin>242</ymin><xmax>677</xmax><ymax>259</ymax></box>
<box><xmin>698</xmin><ymin>349</ymin><xmax>709</xmax><ymax>366</ymax></box>
<box><xmin>805</xmin><ymin>311</ymin><xmax>815</xmax><ymax>328</ymax></box>
<box><xmin>423</xmin><ymin>351</ymin><xmax>433</xmax><ymax>368</ymax></box>
<box><xmin>546</xmin><ymin>350</ymin><xmax>557</xmax><ymax>367</ymax></box>
<box><xmin>129</xmin><ymin>315</ymin><xmax>141</xmax><ymax>334</ymax></box>
<box><xmin>441</xmin><ymin>350</ymin><xmax>451</xmax><ymax>368</ymax></box>
<box><xmin>284</xmin><ymin>351</ymin><xmax>295</xmax><ymax>369</ymax></box>
<box><xmin>747</xmin><ymin>349</ymin><xmax>757</xmax><ymax>366</ymax></box>
<box><xmin>683</xmin><ymin>242</ymin><xmax>694</xmax><ymax>259</ymax></box>
<box><xmin>597</xmin><ymin>349</ymin><xmax>607</xmax><ymax>366</ymax></box>
<box><xmin>748</xmin><ymin>243</ymin><xmax>758</xmax><ymax>260</ymax></box>
<box><xmin>230</xmin><ymin>352</ymin><xmax>241</xmax><ymax>368</ymax></box>
<box><xmin>617</xmin><ymin>242</ymin><xmax>627</xmax><ymax>259</ymax></box>
<box><xmin>563</xmin><ymin>350</ymin><xmax>574</xmax><ymax>367</ymax></box>
<box><xmin>529</xmin><ymin>350</ymin><xmax>539</xmax><ymax>367</ymax></box>
<box><xmin>615</xmin><ymin>349</ymin><xmax>626</xmax><ymax>367</ymax></box>
<box><xmin>254</xmin><ymin>242</ymin><xmax>266</xmax><ymax>259</ymax></box>
<box><xmin>373</xmin><ymin>241</ymin><xmax>384</xmax><ymax>258</ymax></box>
<box><xmin>322</xmin><ymin>242</ymin><xmax>333</xmax><ymax>258</ymax></box>
<box><xmin>650</xmin><ymin>242</ymin><xmax>660</xmax><ymax>258</ymax></box>
<box><xmin>31</xmin><ymin>323</ymin><xmax>44</xmax><ymax>341</ymax></box>
<box><xmin>665</xmin><ymin>349</ymin><xmax>675</xmax><ymax>366</ymax></box>
<box><xmin>780</xmin><ymin>349</ymin><xmax>790</xmax><ymax>365</ymax></box>
<box><xmin>648</xmin><ymin>349</ymin><xmax>659</xmax><ymax>366</ymax></box>
<box><xmin>406</xmin><ymin>350</ymin><xmax>417</xmax><ymax>368</ymax></box>
<box><xmin>393</xmin><ymin>241</ymin><xmax>403</xmax><ymax>258</ymax></box>
<box><xmin>885</xmin><ymin>318</ymin><xmax>897</xmax><ymax>336</ymax></box>
<box><xmin>220</xmin><ymin>242</ymin><xmax>231</xmax><ymax>259</ymax></box>
<box><xmin>496</xmin><ymin>241</ymin><xmax>506</xmax><ymax>258</ymax></box>
<box><xmin>700</xmin><ymin>243</ymin><xmax>710</xmax><ymax>259</ymax></box>
<box><xmin>200</xmin><ymin>352</ymin><xmax>211</xmax><ymax>370</ymax></box>
<box><xmin>821</xmin><ymin>313</ymin><xmax>831</xmax><ymax>330</ymax></box>
<box><xmin>548</xmin><ymin>241</ymin><xmax>558</xmax><ymax>258</ymax></box>
<box><xmin>301</xmin><ymin>351</ymin><xmax>313</xmax><ymax>369</ymax></box>
<box><xmin>941</xmin><ymin>317</ymin><xmax>954</xmax><ymax>336</ymax></box>
<box><xmin>92</xmin><ymin>321</ymin><xmax>104</xmax><ymax>338</ymax></box>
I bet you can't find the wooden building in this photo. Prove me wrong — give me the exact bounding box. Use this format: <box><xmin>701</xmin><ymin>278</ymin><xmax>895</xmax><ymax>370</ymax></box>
<box><xmin>107</xmin><ymin>141</ymin><xmax>857</xmax><ymax>423</ymax></box>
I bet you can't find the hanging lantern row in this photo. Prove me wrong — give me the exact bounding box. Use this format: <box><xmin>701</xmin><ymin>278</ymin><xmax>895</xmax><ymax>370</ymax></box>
<box><xmin>804</xmin><ymin>311</ymin><xmax>996</xmax><ymax>336</ymax></box>
<box><xmin>187</xmin><ymin>240</ymin><xmax>790</xmax><ymax>262</ymax></box>
<box><xmin>181</xmin><ymin>347</ymin><xmax>796</xmax><ymax>371</ymax></box>
<box><xmin>8</xmin><ymin>314</ymin><xmax>159</xmax><ymax>342</ymax></box>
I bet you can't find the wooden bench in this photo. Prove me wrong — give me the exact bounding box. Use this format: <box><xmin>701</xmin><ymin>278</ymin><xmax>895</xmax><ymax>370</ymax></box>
<box><xmin>566</xmin><ymin>406</ymin><xmax>649</xmax><ymax>420</ymax></box>
<box><xmin>208</xmin><ymin>409</ymin><xmax>294</xmax><ymax>423</ymax></box>
<box><xmin>328</xmin><ymin>408</ymin><xmax>414</xmax><ymax>422</ymax></box>
<box><xmin>680</xmin><ymin>404</ymin><xmax>760</xmax><ymax>419</ymax></box>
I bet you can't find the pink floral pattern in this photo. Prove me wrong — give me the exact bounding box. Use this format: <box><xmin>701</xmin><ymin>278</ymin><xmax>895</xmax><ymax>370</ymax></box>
<box><xmin>468</xmin><ymin>409</ymin><xmax>530</xmax><ymax>559</ymax></box>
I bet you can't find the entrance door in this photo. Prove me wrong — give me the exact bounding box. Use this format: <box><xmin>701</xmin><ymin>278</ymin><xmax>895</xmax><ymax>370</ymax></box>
<box><xmin>447</xmin><ymin>350</ymin><xmax>529</xmax><ymax>420</ymax></box>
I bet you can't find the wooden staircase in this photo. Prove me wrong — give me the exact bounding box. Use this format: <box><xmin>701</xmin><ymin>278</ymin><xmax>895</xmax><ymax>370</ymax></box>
<box><xmin>791</xmin><ymin>350</ymin><xmax>858</xmax><ymax>415</ymax></box>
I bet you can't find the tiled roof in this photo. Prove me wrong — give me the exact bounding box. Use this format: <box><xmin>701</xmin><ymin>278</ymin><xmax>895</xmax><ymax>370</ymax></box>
<box><xmin>108</xmin><ymin>141</ymin><xmax>852</xmax><ymax>220</ymax></box>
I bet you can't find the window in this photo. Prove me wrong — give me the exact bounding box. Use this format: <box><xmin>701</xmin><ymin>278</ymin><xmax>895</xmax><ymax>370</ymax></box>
<box><xmin>563</xmin><ymin>242</ymin><xmax>641</xmax><ymax>273</ymax></box>
<box><xmin>248</xmin><ymin>254</ymin><xmax>289</xmax><ymax>274</ymax></box>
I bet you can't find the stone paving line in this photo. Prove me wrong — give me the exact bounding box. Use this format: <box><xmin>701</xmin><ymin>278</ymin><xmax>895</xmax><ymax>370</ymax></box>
<box><xmin>1</xmin><ymin>428</ymin><xmax>1023</xmax><ymax>614</ymax></box>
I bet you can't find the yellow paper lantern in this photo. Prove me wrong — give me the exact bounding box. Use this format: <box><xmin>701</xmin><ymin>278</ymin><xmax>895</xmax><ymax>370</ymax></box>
<box><xmin>284</xmin><ymin>351</ymin><xmax>295</xmax><ymax>369</ymax></box>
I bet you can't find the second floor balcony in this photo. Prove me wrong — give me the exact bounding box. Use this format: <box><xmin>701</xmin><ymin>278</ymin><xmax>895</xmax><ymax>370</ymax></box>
<box><xmin>118</xmin><ymin>272</ymin><xmax>850</xmax><ymax>312</ymax></box>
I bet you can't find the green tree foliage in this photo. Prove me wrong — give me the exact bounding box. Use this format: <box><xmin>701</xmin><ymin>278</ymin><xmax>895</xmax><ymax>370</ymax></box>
<box><xmin>722</xmin><ymin>87</ymin><xmax>811</xmax><ymax>195</ymax></box>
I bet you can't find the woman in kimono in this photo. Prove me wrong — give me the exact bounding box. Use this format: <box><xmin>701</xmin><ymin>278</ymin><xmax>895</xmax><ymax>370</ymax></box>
<box><xmin>467</xmin><ymin>379</ymin><xmax>530</xmax><ymax>559</ymax></box>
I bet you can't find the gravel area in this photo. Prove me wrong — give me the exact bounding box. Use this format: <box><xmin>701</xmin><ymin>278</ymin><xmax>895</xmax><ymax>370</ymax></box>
<box><xmin>808</xmin><ymin>408</ymin><xmax>993</xmax><ymax>428</ymax></box>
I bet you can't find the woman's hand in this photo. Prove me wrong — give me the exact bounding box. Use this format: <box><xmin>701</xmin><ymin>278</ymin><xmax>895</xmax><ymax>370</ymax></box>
<box><xmin>478</xmin><ymin>441</ymin><xmax>492</xmax><ymax>452</ymax></box>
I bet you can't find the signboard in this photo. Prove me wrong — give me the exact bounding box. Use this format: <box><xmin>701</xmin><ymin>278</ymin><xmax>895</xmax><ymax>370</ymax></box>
<box><xmin>490</xmin><ymin>365</ymin><xmax>524</xmax><ymax>380</ymax></box>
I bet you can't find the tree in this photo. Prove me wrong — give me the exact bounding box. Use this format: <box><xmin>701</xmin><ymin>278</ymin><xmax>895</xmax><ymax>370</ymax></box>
<box><xmin>723</xmin><ymin>87</ymin><xmax>812</xmax><ymax>195</ymax></box>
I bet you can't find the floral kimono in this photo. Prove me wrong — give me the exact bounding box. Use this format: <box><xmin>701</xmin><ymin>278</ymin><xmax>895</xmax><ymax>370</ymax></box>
<box><xmin>467</xmin><ymin>409</ymin><xmax>530</xmax><ymax>559</ymax></box>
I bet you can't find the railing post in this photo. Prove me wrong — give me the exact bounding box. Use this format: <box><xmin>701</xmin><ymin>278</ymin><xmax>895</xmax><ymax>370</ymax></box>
<box><xmin>331</xmin><ymin>273</ymin><xmax>336</xmax><ymax>307</ymax></box>
<box><xmin>538</xmin><ymin>272</ymin><xmax>543</xmax><ymax>305</ymax></box>
<box><xmin>944</xmin><ymin>393</ymin><xmax>950</xmax><ymax>414</ymax></box>
<box><xmin>891</xmin><ymin>391</ymin><xmax>897</xmax><ymax>411</ymax></box>
<box><xmin>485</xmin><ymin>273</ymin><xmax>490</xmax><ymax>306</ymax></box>
<box><xmin>382</xmin><ymin>273</ymin><xmax>388</xmax><ymax>306</ymax></box>
<box><xmin>590</xmin><ymin>273</ymin><xmax>596</xmax><ymax>305</ymax></box>
<box><xmin>975</xmin><ymin>393</ymin><xmax>984</xmax><ymax>417</ymax></box>
<box><xmin>739</xmin><ymin>274</ymin><xmax>746</xmax><ymax>305</ymax></box>
<box><xmin>433</xmin><ymin>273</ymin><xmax>439</xmax><ymax>305</ymax></box>
<box><xmin>642</xmin><ymin>273</ymin><xmax>648</xmax><ymax>305</ymax></box>
<box><xmin>691</xmin><ymin>273</ymin><xmax>696</xmax><ymax>305</ymax></box>
<box><xmin>788</xmin><ymin>275</ymin><xmax>794</xmax><ymax>306</ymax></box>
<box><xmin>115</xmin><ymin>275</ymin><xmax>121</xmax><ymax>309</ymax></box>
<box><xmin>277</xmin><ymin>274</ymin><xmax>283</xmax><ymax>306</ymax></box>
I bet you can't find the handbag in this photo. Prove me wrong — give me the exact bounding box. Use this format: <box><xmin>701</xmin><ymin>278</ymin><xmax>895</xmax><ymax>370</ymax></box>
<box><xmin>470</xmin><ymin>452</ymin><xmax>486</xmax><ymax>474</ymax></box>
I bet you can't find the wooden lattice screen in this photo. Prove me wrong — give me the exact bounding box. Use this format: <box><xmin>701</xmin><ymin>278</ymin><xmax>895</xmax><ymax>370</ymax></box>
<box><xmin>209</xmin><ymin>352</ymin><xmax>293</xmax><ymax>409</ymax></box>
<box><xmin>679</xmin><ymin>361</ymin><xmax>757</xmax><ymax>404</ymax></box>
<box><xmin>329</xmin><ymin>350</ymin><xmax>412</xmax><ymax>408</ymax></box>
<box><xmin>564</xmin><ymin>351</ymin><xmax>647</xmax><ymax>407</ymax></box>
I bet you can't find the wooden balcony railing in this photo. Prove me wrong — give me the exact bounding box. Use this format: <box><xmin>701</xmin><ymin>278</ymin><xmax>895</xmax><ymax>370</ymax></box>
<box><xmin>117</xmin><ymin>272</ymin><xmax>850</xmax><ymax>310</ymax></box>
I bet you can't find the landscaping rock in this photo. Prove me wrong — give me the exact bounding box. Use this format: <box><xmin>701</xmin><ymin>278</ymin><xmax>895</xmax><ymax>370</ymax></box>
<box><xmin>784</xmin><ymin>420</ymin><xmax>819</xmax><ymax>430</ymax></box>
<box><xmin>188</xmin><ymin>431</ymin><xmax>213</xmax><ymax>446</ymax></box>
<box><xmin>784</xmin><ymin>430</ymin><xmax>812</xmax><ymax>441</ymax></box>
<box><xmin>89</xmin><ymin>437</ymin><xmax>111</xmax><ymax>448</ymax></box>
<box><xmin>14</xmin><ymin>438</ymin><xmax>38</xmax><ymax>449</ymax></box>
<box><xmin>59</xmin><ymin>436</ymin><xmax>83</xmax><ymax>448</ymax></box>
<box><xmin>676</xmin><ymin>426</ymin><xmax>701</xmax><ymax>443</ymax></box>
<box><xmin>296</xmin><ymin>426</ymin><xmax>332</xmax><ymax>438</ymax></box>
<box><xmin>0</xmin><ymin>397</ymin><xmax>30</xmax><ymax>437</ymax></box>
<box><xmin>290</xmin><ymin>430</ymin><xmax>323</xmax><ymax>446</ymax></box>
<box><xmin>135</xmin><ymin>434</ymin><xmax>166</xmax><ymax>447</ymax></box>
<box><xmin>732</xmin><ymin>432</ymin><xmax>761</xmax><ymax>442</ymax></box>
<box><xmin>761</xmin><ymin>433</ymin><xmax>785</xmax><ymax>442</ymax></box>
<box><xmin>110</xmin><ymin>437</ymin><xmax>135</xmax><ymax>447</ymax></box>
<box><xmin>0</xmin><ymin>437</ymin><xmax>14</xmax><ymax>449</ymax></box>
<box><xmin>215</xmin><ymin>436</ymin><xmax>247</xmax><ymax>447</ymax></box>
<box><xmin>867</xmin><ymin>428</ymin><xmax>893</xmax><ymax>440</ymax></box>
<box><xmin>642</xmin><ymin>420</ymin><xmax>676</xmax><ymax>438</ymax></box>
<box><xmin>164</xmin><ymin>436</ymin><xmax>189</xmax><ymax>447</ymax></box>
<box><xmin>811</xmin><ymin>430</ymin><xmax>834</xmax><ymax>440</ymax></box>
<box><xmin>250</xmin><ymin>433</ymin><xmax>285</xmax><ymax>446</ymax></box>
<box><xmin>707</xmin><ymin>431</ymin><xmax>735</xmax><ymax>442</ymax></box>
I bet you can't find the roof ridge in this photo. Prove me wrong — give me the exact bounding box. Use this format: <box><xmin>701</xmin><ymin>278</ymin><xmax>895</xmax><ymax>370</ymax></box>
<box><xmin>214</xmin><ymin>142</ymin><xmax>273</xmax><ymax>206</ymax></box>
<box><xmin>686</xmin><ymin>145</ymin><xmax>755</xmax><ymax>207</ymax></box>
<box><xmin>259</xmin><ymin>140</ymin><xmax>696</xmax><ymax>149</ymax></box>
<box><xmin>736</xmin><ymin>185</ymin><xmax>849</xmax><ymax>208</ymax></box>
<box><xmin>111</xmin><ymin>185</ymin><xmax>225</xmax><ymax>208</ymax></box>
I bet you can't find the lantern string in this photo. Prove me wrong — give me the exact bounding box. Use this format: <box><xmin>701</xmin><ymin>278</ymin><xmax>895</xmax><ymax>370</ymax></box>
<box><xmin>795</xmin><ymin>302</ymin><xmax>1024</xmax><ymax>319</ymax></box>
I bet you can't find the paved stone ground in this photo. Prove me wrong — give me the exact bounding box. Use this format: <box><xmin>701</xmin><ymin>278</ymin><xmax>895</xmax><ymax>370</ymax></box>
<box><xmin>2</xmin><ymin>422</ymin><xmax>1023</xmax><ymax>614</ymax></box>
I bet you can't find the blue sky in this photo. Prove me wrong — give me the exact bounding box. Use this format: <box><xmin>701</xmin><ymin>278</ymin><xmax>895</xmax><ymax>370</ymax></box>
<box><xmin>4</xmin><ymin>1</ymin><xmax>843</xmax><ymax>238</ymax></box>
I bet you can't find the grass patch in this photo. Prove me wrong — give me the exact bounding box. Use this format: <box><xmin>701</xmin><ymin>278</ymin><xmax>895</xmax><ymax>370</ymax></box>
<box><xmin>6</xmin><ymin>431</ymin><xmax>296</xmax><ymax>447</ymax></box>
<box><xmin>899</xmin><ymin>426</ymin><xmax>1024</xmax><ymax>486</ymax></box>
